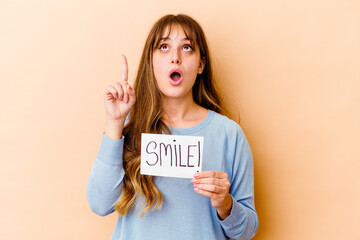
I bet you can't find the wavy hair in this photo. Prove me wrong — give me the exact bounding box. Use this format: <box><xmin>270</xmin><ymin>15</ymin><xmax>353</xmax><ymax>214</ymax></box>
<box><xmin>115</xmin><ymin>14</ymin><xmax>227</xmax><ymax>216</ymax></box>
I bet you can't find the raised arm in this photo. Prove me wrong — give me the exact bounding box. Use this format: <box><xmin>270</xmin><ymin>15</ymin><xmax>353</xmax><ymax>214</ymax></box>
<box><xmin>86</xmin><ymin>55</ymin><xmax>135</xmax><ymax>216</ymax></box>
<box><xmin>104</xmin><ymin>55</ymin><xmax>135</xmax><ymax>139</ymax></box>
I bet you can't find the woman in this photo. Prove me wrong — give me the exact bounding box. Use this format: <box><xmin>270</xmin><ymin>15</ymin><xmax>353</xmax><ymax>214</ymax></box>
<box><xmin>87</xmin><ymin>14</ymin><xmax>258</xmax><ymax>240</ymax></box>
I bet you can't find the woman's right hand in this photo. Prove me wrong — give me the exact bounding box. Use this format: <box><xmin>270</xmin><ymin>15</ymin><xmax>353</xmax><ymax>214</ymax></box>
<box><xmin>104</xmin><ymin>55</ymin><xmax>135</xmax><ymax>123</ymax></box>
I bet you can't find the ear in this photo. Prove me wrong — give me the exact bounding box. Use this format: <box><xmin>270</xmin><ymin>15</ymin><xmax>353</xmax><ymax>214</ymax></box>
<box><xmin>197</xmin><ymin>57</ymin><xmax>206</xmax><ymax>74</ymax></box>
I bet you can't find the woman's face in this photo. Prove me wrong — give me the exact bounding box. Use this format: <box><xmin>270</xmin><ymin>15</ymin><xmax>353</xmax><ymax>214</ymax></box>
<box><xmin>152</xmin><ymin>24</ymin><xmax>205</xmax><ymax>102</ymax></box>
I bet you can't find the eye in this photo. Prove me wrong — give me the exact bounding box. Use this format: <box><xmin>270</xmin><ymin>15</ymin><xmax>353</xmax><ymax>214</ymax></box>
<box><xmin>159</xmin><ymin>44</ymin><xmax>169</xmax><ymax>51</ymax></box>
<box><xmin>183</xmin><ymin>44</ymin><xmax>193</xmax><ymax>52</ymax></box>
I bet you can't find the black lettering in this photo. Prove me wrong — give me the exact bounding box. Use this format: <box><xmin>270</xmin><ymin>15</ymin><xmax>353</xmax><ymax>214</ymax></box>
<box><xmin>198</xmin><ymin>141</ymin><xmax>201</xmax><ymax>167</ymax></box>
<box><xmin>187</xmin><ymin>145</ymin><xmax>196</xmax><ymax>167</ymax></box>
<box><xmin>159</xmin><ymin>142</ymin><xmax>172</xmax><ymax>167</ymax></box>
<box><xmin>179</xmin><ymin>145</ymin><xmax>186</xmax><ymax>167</ymax></box>
<box><xmin>174</xmin><ymin>142</ymin><xmax>178</xmax><ymax>167</ymax></box>
<box><xmin>146</xmin><ymin>141</ymin><xmax>158</xmax><ymax>166</ymax></box>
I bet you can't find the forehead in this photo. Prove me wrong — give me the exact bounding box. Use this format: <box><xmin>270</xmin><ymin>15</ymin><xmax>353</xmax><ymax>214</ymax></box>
<box><xmin>152</xmin><ymin>22</ymin><xmax>201</xmax><ymax>52</ymax></box>
<box><xmin>161</xmin><ymin>24</ymin><xmax>188</xmax><ymax>39</ymax></box>
<box><xmin>155</xmin><ymin>23</ymin><xmax>196</xmax><ymax>45</ymax></box>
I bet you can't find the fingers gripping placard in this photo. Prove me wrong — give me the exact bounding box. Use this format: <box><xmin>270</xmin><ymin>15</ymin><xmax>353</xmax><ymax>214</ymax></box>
<box><xmin>141</xmin><ymin>134</ymin><xmax>204</xmax><ymax>178</ymax></box>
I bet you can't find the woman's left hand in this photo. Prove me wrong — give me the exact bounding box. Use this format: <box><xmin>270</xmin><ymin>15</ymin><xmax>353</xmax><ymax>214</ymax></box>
<box><xmin>191</xmin><ymin>171</ymin><xmax>232</xmax><ymax>220</ymax></box>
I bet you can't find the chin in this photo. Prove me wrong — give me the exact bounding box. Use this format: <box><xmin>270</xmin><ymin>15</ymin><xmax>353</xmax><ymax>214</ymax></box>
<box><xmin>161</xmin><ymin>90</ymin><xmax>190</xmax><ymax>99</ymax></box>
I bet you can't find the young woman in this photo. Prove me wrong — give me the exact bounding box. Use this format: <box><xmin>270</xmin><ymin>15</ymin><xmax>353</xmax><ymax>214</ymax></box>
<box><xmin>87</xmin><ymin>14</ymin><xmax>258</xmax><ymax>240</ymax></box>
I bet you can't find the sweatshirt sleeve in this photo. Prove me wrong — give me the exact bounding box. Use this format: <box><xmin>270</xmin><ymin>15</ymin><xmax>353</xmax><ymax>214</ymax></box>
<box><xmin>219</xmin><ymin>125</ymin><xmax>259</xmax><ymax>240</ymax></box>
<box><xmin>86</xmin><ymin>133</ymin><xmax>125</xmax><ymax>216</ymax></box>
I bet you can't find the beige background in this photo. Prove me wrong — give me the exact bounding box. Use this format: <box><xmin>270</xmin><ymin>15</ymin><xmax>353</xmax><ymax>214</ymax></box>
<box><xmin>1</xmin><ymin>0</ymin><xmax>359</xmax><ymax>239</ymax></box>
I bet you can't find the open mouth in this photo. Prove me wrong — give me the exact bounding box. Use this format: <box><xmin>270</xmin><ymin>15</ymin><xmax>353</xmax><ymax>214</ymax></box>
<box><xmin>170</xmin><ymin>71</ymin><xmax>181</xmax><ymax>81</ymax></box>
<box><xmin>169</xmin><ymin>69</ymin><xmax>183</xmax><ymax>86</ymax></box>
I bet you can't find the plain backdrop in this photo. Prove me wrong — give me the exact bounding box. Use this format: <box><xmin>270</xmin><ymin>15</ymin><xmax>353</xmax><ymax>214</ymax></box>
<box><xmin>1</xmin><ymin>0</ymin><xmax>359</xmax><ymax>239</ymax></box>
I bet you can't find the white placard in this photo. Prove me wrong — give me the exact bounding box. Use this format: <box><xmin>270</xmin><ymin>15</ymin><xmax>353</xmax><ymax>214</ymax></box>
<box><xmin>141</xmin><ymin>133</ymin><xmax>204</xmax><ymax>178</ymax></box>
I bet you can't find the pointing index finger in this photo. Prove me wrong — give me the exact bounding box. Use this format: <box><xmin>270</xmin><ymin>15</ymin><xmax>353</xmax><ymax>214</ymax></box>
<box><xmin>121</xmin><ymin>55</ymin><xmax>128</xmax><ymax>82</ymax></box>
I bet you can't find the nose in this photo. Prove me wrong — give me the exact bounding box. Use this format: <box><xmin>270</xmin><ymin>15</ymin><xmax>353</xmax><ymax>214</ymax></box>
<box><xmin>171</xmin><ymin>58</ymin><xmax>181</xmax><ymax>64</ymax></box>
<box><xmin>171</xmin><ymin>49</ymin><xmax>181</xmax><ymax>64</ymax></box>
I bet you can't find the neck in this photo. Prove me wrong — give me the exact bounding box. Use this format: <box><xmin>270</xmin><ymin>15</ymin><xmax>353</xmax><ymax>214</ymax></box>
<box><xmin>162</xmin><ymin>96</ymin><xmax>196</xmax><ymax>120</ymax></box>
<box><xmin>161</xmin><ymin>95</ymin><xmax>208</xmax><ymax>128</ymax></box>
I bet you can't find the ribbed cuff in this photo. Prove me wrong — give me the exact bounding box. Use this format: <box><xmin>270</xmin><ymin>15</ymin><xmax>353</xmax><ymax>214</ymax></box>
<box><xmin>220</xmin><ymin>196</ymin><xmax>247</xmax><ymax>228</ymax></box>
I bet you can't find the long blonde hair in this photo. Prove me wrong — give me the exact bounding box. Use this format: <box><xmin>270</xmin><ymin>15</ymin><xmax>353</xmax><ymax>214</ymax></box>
<box><xmin>115</xmin><ymin>14</ymin><xmax>227</xmax><ymax>216</ymax></box>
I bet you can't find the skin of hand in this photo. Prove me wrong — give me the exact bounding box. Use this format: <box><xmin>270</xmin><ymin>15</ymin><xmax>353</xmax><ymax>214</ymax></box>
<box><xmin>104</xmin><ymin>55</ymin><xmax>135</xmax><ymax>139</ymax></box>
<box><xmin>191</xmin><ymin>171</ymin><xmax>233</xmax><ymax>220</ymax></box>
